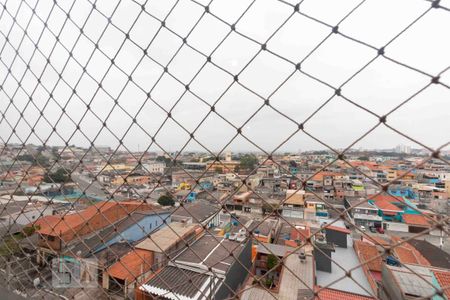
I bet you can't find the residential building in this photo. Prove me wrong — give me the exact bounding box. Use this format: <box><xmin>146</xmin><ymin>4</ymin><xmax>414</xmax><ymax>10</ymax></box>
<box><xmin>142</xmin><ymin>161</ymin><xmax>165</xmax><ymax>174</ymax></box>
<box><xmin>345</xmin><ymin>197</ymin><xmax>383</xmax><ymax>229</ymax></box>
<box><xmin>241</xmin><ymin>242</ymin><xmax>314</xmax><ymax>300</ymax></box>
<box><xmin>136</xmin><ymin>233</ymin><xmax>252</xmax><ymax>300</ymax></box>
<box><xmin>281</xmin><ymin>189</ymin><xmax>305</xmax><ymax>219</ymax></box>
<box><xmin>33</xmin><ymin>201</ymin><xmax>156</xmax><ymax>265</ymax></box>
<box><xmin>379</xmin><ymin>264</ymin><xmax>450</xmax><ymax>300</ymax></box>
<box><xmin>104</xmin><ymin>222</ymin><xmax>202</xmax><ymax>296</ymax></box>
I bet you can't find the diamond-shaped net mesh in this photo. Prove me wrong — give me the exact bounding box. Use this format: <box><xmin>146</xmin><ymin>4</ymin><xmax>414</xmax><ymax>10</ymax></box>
<box><xmin>0</xmin><ymin>0</ymin><xmax>450</xmax><ymax>299</ymax></box>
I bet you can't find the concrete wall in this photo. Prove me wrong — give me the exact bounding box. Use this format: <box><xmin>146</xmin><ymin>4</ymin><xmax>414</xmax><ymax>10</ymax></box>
<box><xmin>325</xmin><ymin>229</ymin><xmax>347</xmax><ymax>248</ymax></box>
<box><xmin>314</xmin><ymin>245</ymin><xmax>333</xmax><ymax>273</ymax></box>
<box><xmin>384</xmin><ymin>221</ymin><xmax>409</xmax><ymax>232</ymax></box>
<box><xmin>282</xmin><ymin>208</ymin><xmax>304</xmax><ymax>219</ymax></box>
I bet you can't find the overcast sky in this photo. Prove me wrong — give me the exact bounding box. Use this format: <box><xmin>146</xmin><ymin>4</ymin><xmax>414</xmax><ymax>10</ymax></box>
<box><xmin>0</xmin><ymin>0</ymin><xmax>449</xmax><ymax>154</ymax></box>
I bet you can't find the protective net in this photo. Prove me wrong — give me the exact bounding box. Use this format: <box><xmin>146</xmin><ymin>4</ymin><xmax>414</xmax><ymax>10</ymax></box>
<box><xmin>0</xmin><ymin>0</ymin><xmax>450</xmax><ymax>299</ymax></box>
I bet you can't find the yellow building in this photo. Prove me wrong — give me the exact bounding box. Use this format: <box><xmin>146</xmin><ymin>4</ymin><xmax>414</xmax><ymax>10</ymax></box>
<box><xmin>206</xmin><ymin>161</ymin><xmax>240</xmax><ymax>173</ymax></box>
<box><xmin>386</xmin><ymin>169</ymin><xmax>397</xmax><ymax>181</ymax></box>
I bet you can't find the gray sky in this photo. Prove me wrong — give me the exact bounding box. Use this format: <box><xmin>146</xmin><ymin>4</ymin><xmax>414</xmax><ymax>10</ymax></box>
<box><xmin>0</xmin><ymin>0</ymin><xmax>449</xmax><ymax>153</ymax></box>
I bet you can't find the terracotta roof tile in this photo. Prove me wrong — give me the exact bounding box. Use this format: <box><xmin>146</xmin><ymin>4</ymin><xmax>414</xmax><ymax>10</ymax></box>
<box><xmin>325</xmin><ymin>225</ymin><xmax>351</xmax><ymax>235</ymax></box>
<box><xmin>372</xmin><ymin>199</ymin><xmax>402</xmax><ymax>212</ymax></box>
<box><xmin>34</xmin><ymin>201</ymin><xmax>155</xmax><ymax>237</ymax></box>
<box><xmin>369</xmin><ymin>194</ymin><xmax>404</xmax><ymax>203</ymax></box>
<box><xmin>34</xmin><ymin>201</ymin><xmax>117</xmax><ymax>235</ymax></box>
<box><xmin>434</xmin><ymin>270</ymin><xmax>450</xmax><ymax>299</ymax></box>
<box><xmin>354</xmin><ymin>240</ymin><xmax>382</xmax><ymax>272</ymax></box>
<box><xmin>391</xmin><ymin>238</ymin><xmax>430</xmax><ymax>266</ymax></box>
<box><xmin>316</xmin><ymin>287</ymin><xmax>375</xmax><ymax>300</ymax></box>
<box><xmin>290</xmin><ymin>227</ymin><xmax>310</xmax><ymax>242</ymax></box>
<box><xmin>364</xmin><ymin>235</ymin><xmax>391</xmax><ymax>247</ymax></box>
<box><xmin>402</xmin><ymin>214</ymin><xmax>431</xmax><ymax>227</ymax></box>
<box><xmin>107</xmin><ymin>249</ymin><xmax>153</xmax><ymax>281</ymax></box>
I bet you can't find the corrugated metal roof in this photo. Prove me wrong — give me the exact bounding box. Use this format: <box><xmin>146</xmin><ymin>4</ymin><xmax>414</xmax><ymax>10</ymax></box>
<box><xmin>141</xmin><ymin>266</ymin><xmax>218</xmax><ymax>299</ymax></box>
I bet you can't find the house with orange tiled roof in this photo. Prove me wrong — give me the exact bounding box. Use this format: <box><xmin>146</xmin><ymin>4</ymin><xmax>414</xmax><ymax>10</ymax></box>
<box><xmin>353</xmin><ymin>240</ymin><xmax>383</xmax><ymax>294</ymax></box>
<box><xmin>288</xmin><ymin>225</ymin><xmax>310</xmax><ymax>245</ymax></box>
<box><xmin>106</xmin><ymin>222</ymin><xmax>201</xmax><ymax>297</ymax></box>
<box><xmin>310</xmin><ymin>171</ymin><xmax>344</xmax><ymax>182</ymax></box>
<box><xmin>304</xmin><ymin>171</ymin><xmax>344</xmax><ymax>191</ymax></box>
<box><xmin>390</xmin><ymin>236</ymin><xmax>430</xmax><ymax>266</ymax></box>
<box><xmin>367</xmin><ymin>193</ymin><xmax>435</xmax><ymax>233</ymax></box>
<box><xmin>349</xmin><ymin>161</ymin><xmax>380</xmax><ymax>170</ymax></box>
<box><xmin>363</xmin><ymin>235</ymin><xmax>431</xmax><ymax>268</ymax></box>
<box><xmin>402</xmin><ymin>214</ymin><xmax>433</xmax><ymax>231</ymax></box>
<box><xmin>32</xmin><ymin>201</ymin><xmax>157</xmax><ymax>265</ymax></box>
<box><xmin>363</xmin><ymin>235</ymin><xmax>391</xmax><ymax>247</ymax></box>
<box><xmin>368</xmin><ymin>194</ymin><xmax>425</xmax><ymax>225</ymax></box>
<box><xmin>106</xmin><ymin>248</ymin><xmax>153</xmax><ymax>295</ymax></box>
<box><xmin>395</xmin><ymin>170</ymin><xmax>416</xmax><ymax>181</ymax></box>
<box><xmin>369</xmin><ymin>194</ymin><xmax>404</xmax><ymax>222</ymax></box>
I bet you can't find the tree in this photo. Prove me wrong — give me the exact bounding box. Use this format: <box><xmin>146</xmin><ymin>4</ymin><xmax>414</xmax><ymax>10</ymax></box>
<box><xmin>44</xmin><ymin>168</ymin><xmax>71</xmax><ymax>183</ymax></box>
<box><xmin>157</xmin><ymin>194</ymin><xmax>175</xmax><ymax>206</ymax></box>
<box><xmin>35</xmin><ymin>153</ymin><xmax>50</xmax><ymax>167</ymax></box>
<box><xmin>266</xmin><ymin>254</ymin><xmax>279</xmax><ymax>270</ymax></box>
<box><xmin>239</xmin><ymin>154</ymin><xmax>258</xmax><ymax>170</ymax></box>
<box><xmin>51</xmin><ymin>146</ymin><xmax>61</xmax><ymax>159</ymax></box>
<box><xmin>17</xmin><ymin>153</ymin><xmax>49</xmax><ymax>166</ymax></box>
<box><xmin>23</xmin><ymin>225</ymin><xmax>40</xmax><ymax>237</ymax></box>
<box><xmin>262</xmin><ymin>202</ymin><xmax>279</xmax><ymax>215</ymax></box>
<box><xmin>17</xmin><ymin>154</ymin><xmax>34</xmax><ymax>163</ymax></box>
<box><xmin>358</xmin><ymin>156</ymin><xmax>369</xmax><ymax>161</ymax></box>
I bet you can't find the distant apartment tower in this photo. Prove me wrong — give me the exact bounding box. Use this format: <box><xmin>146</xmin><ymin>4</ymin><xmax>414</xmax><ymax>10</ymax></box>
<box><xmin>225</xmin><ymin>150</ymin><xmax>232</xmax><ymax>162</ymax></box>
<box><xmin>395</xmin><ymin>144</ymin><xmax>411</xmax><ymax>154</ymax></box>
